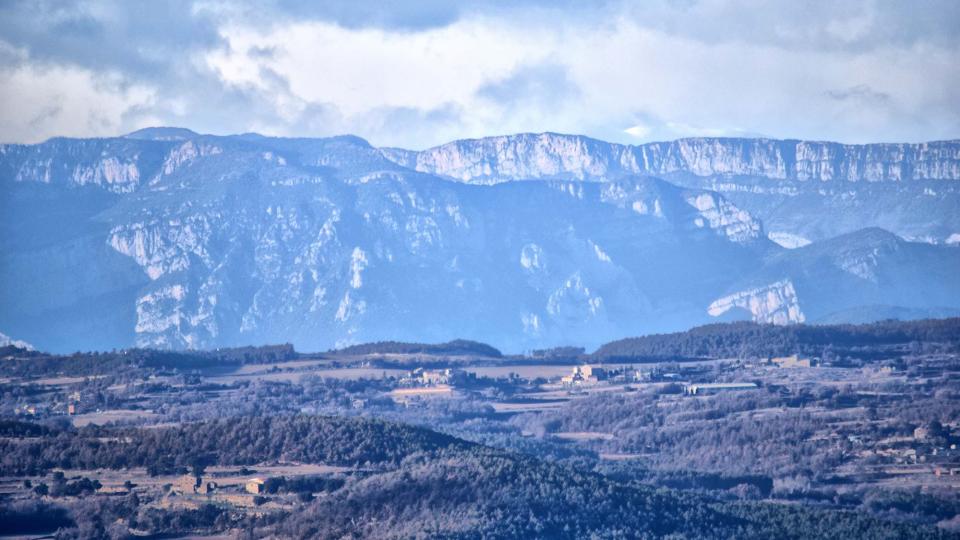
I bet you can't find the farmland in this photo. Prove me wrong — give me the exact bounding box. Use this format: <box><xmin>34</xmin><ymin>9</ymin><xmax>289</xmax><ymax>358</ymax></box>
<box><xmin>1</xmin><ymin>320</ymin><xmax>960</xmax><ymax>537</ymax></box>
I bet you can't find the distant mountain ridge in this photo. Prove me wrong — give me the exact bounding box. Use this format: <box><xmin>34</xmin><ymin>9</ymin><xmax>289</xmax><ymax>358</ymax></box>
<box><xmin>1</xmin><ymin>128</ymin><xmax>958</xmax><ymax>352</ymax></box>
<box><xmin>381</xmin><ymin>132</ymin><xmax>960</xmax><ymax>245</ymax></box>
<box><xmin>4</xmin><ymin>129</ymin><xmax>957</xmax><ymax>244</ymax></box>
<box><xmin>383</xmin><ymin>132</ymin><xmax>960</xmax><ymax>184</ymax></box>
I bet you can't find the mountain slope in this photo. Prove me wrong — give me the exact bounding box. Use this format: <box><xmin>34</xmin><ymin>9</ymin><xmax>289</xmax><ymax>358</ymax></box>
<box><xmin>1</xmin><ymin>130</ymin><xmax>958</xmax><ymax>352</ymax></box>
<box><xmin>3</xmin><ymin>414</ymin><xmax>950</xmax><ymax>539</ymax></box>
<box><xmin>709</xmin><ymin>228</ymin><xmax>960</xmax><ymax>324</ymax></box>
<box><xmin>381</xmin><ymin>132</ymin><xmax>960</xmax><ymax>243</ymax></box>
<box><xmin>383</xmin><ymin>133</ymin><xmax>960</xmax><ymax>184</ymax></box>
<box><xmin>9</xmin><ymin>130</ymin><xmax>958</xmax><ymax>193</ymax></box>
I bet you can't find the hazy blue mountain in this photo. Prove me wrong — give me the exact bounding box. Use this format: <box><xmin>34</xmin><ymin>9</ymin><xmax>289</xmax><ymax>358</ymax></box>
<box><xmin>708</xmin><ymin>228</ymin><xmax>960</xmax><ymax>325</ymax></box>
<box><xmin>386</xmin><ymin>133</ymin><xmax>960</xmax><ymax>184</ymax></box>
<box><xmin>1</xmin><ymin>130</ymin><xmax>958</xmax><ymax>352</ymax></box>
<box><xmin>383</xmin><ymin>132</ymin><xmax>960</xmax><ymax>244</ymax></box>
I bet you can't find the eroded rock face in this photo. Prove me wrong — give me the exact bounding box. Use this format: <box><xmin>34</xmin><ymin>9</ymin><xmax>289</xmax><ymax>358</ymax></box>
<box><xmin>768</xmin><ymin>232</ymin><xmax>812</xmax><ymax>249</ymax></box>
<box><xmin>686</xmin><ymin>192</ymin><xmax>762</xmax><ymax>243</ymax></box>
<box><xmin>391</xmin><ymin>133</ymin><xmax>960</xmax><ymax>184</ymax></box>
<box><xmin>1</xmin><ymin>138</ymin><xmax>173</xmax><ymax>193</ymax></box>
<box><xmin>2</xmin><ymin>130</ymin><xmax>959</xmax><ymax>352</ymax></box>
<box><xmin>158</xmin><ymin>141</ymin><xmax>223</xmax><ymax>178</ymax></box>
<box><xmin>708</xmin><ymin>280</ymin><xmax>806</xmax><ymax>325</ymax></box>
<box><xmin>546</xmin><ymin>272</ymin><xmax>605</xmax><ymax>321</ymax></box>
<box><xmin>398</xmin><ymin>133</ymin><xmax>638</xmax><ymax>183</ymax></box>
<box><xmin>71</xmin><ymin>157</ymin><xmax>141</xmax><ymax>192</ymax></box>
<box><xmin>387</xmin><ymin>134</ymin><xmax>960</xmax><ymax>245</ymax></box>
<box><xmin>109</xmin><ymin>216</ymin><xmax>214</xmax><ymax>280</ymax></box>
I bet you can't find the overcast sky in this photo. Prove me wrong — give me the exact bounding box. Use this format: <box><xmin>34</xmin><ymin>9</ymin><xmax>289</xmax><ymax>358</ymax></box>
<box><xmin>0</xmin><ymin>0</ymin><xmax>958</xmax><ymax>148</ymax></box>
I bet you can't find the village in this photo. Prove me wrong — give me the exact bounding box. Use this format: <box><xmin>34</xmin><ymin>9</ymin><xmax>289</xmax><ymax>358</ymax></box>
<box><xmin>2</xmin><ymin>334</ymin><xmax>959</xmax><ymax>531</ymax></box>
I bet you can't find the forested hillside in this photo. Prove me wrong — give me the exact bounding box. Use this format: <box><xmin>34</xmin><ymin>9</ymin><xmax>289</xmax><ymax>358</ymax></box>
<box><xmin>332</xmin><ymin>339</ymin><xmax>502</xmax><ymax>357</ymax></box>
<box><xmin>0</xmin><ymin>416</ymin><xmax>470</xmax><ymax>476</ymax></box>
<box><xmin>594</xmin><ymin>318</ymin><xmax>960</xmax><ymax>360</ymax></box>
<box><xmin>0</xmin><ymin>415</ymin><xmax>953</xmax><ymax>539</ymax></box>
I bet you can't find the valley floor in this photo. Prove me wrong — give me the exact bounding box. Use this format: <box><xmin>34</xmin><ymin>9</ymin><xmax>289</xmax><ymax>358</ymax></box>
<box><xmin>1</xmin><ymin>320</ymin><xmax>959</xmax><ymax>538</ymax></box>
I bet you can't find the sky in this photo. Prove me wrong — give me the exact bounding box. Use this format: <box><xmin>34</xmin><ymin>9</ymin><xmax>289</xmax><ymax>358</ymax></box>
<box><xmin>0</xmin><ymin>0</ymin><xmax>958</xmax><ymax>148</ymax></box>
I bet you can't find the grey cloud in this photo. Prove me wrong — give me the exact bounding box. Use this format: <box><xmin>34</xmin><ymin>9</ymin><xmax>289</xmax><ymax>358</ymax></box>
<box><xmin>620</xmin><ymin>0</ymin><xmax>960</xmax><ymax>52</ymax></box>
<box><xmin>477</xmin><ymin>63</ymin><xmax>580</xmax><ymax>109</ymax></box>
<box><xmin>0</xmin><ymin>1</ymin><xmax>224</xmax><ymax>79</ymax></box>
<box><xmin>258</xmin><ymin>0</ymin><xmax>462</xmax><ymax>31</ymax></box>
<box><xmin>28</xmin><ymin>102</ymin><xmax>63</xmax><ymax>129</ymax></box>
<box><xmin>0</xmin><ymin>0</ymin><xmax>956</xmax><ymax>146</ymax></box>
<box><xmin>0</xmin><ymin>1</ymin><xmax>259</xmax><ymax>140</ymax></box>
<box><xmin>248</xmin><ymin>46</ymin><xmax>277</xmax><ymax>60</ymax></box>
<box><xmin>826</xmin><ymin>84</ymin><xmax>891</xmax><ymax>104</ymax></box>
<box><xmin>350</xmin><ymin>104</ymin><xmax>465</xmax><ymax>148</ymax></box>
<box><xmin>2</xmin><ymin>1</ymin><xmax>956</xmax><ymax>77</ymax></box>
<box><xmin>232</xmin><ymin>0</ymin><xmax>616</xmax><ymax>32</ymax></box>
<box><xmin>290</xmin><ymin>102</ymin><xmax>346</xmax><ymax>135</ymax></box>
<box><xmin>0</xmin><ymin>0</ymin><xmax>593</xmax><ymax>145</ymax></box>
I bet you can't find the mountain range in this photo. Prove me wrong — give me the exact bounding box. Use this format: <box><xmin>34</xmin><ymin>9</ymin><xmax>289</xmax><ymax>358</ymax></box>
<box><xmin>1</xmin><ymin>128</ymin><xmax>958</xmax><ymax>352</ymax></box>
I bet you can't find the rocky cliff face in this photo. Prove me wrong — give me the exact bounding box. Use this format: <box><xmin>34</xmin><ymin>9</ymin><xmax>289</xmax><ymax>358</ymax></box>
<box><xmin>2</xmin><ymin>129</ymin><xmax>959</xmax><ymax>352</ymax></box>
<box><xmin>0</xmin><ymin>138</ymin><xmax>173</xmax><ymax>193</ymax></box>
<box><xmin>387</xmin><ymin>133</ymin><xmax>960</xmax><ymax>184</ymax></box>
<box><xmin>708</xmin><ymin>280</ymin><xmax>805</xmax><ymax>325</ymax></box>
<box><xmin>386</xmin><ymin>133</ymin><xmax>960</xmax><ymax>245</ymax></box>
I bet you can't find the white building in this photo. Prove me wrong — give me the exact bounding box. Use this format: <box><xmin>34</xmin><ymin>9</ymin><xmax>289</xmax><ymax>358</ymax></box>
<box><xmin>684</xmin><ymin>382</ymin><xmax>758</xmax><ymax>395</ymax></box>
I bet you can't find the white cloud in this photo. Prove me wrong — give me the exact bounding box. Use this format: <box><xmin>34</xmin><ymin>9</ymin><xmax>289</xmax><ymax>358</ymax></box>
<box><xmin>624</xmin><ymin>124</ymin><xmax>651</xmax><ymax>138</ymax></box>
<box><xmin>1</xmin><ymin>2</ymin><xmax>957</xmax><ymax>146</ymax></box>
<box><xmin>205</xmin><ymin>19</ymin><xmax>551</xmax><ymax>123</ymax></box>
<box><xmin>0</xmin><ymin>63</ymin><xmax>156</xmax><ymax>143</ymax></box>
<box><xmin>198</xmin><ymin>13</ymin><xmax>958</xmax><ymax>147</ymax></box>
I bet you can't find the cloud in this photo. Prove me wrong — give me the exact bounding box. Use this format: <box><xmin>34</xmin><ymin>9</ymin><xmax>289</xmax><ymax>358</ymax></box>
<box><xmin>826</xmin><ymin>84</ymin><xmax>891</xmax><ymax>104</ymax></box>
<box><xmin>623</xmin><ymin>125</ymin><xmax>651</xmax><ymax>138</ymax></box>
<box><xmin>0</xmin><ymin>63</ymin><xmax>156</xmax><ymax>142</ymax></box>
<box><xmin>241</xmin><ymin>0</ymin><xmax>464</xmax><ymax>31</ymax></box>
<box><xmin>0</xmin><ymin>1</ymin><xmax>223</xmax><ymax>79</ymax></box>
<box><xmin>215</xmin><ymin>0</ymin><xmax>616</xmax><ymax>32</ymax></box>
<box><xmin>663</xmin><ymin>122</ymin><xmax>735</xmax><ymax>138</ymax></box>
<box><xmin>477</xmin><ymin>63</ymin><xmax>580</xmax><ymax>110</ymax></box>
<box><xmin>618</xmin><ymin>0</ymin><xmax>960</xmax><ymax>52</ymax></box>
<box><xmin>0</xmin><ymin>0</ymin><xmax>957</xmax><ymax>145</ymax></box>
